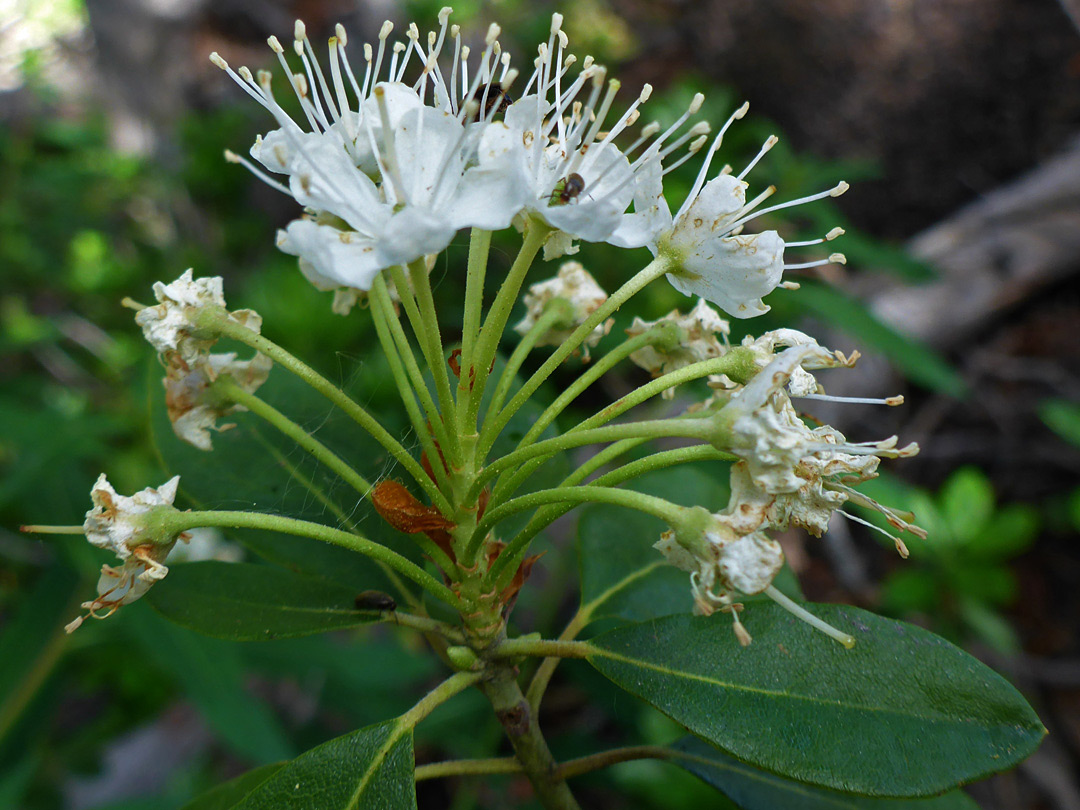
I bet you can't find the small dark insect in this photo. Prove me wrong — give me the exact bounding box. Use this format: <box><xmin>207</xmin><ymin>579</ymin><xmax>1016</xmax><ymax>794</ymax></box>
<box><xmin>481</xmin><ymin>85</ymin><xmax>514</xmax><ymax>118</ymax></box>
<box><xmin>354</xmin><ymin>590</ymin><xmax>397</xmax><ymax>612</ymax></box>
<box><xmin>549</xmin><ymin>173</ymin><xmax>585</xmax><ymax>206</ymax></box>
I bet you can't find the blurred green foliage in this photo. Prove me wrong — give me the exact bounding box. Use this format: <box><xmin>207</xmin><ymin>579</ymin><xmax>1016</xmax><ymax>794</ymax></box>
<box><xmin>859</xmin><ymin>468</ymin><xmax>1039</xmax><ymax>654</ymax></box>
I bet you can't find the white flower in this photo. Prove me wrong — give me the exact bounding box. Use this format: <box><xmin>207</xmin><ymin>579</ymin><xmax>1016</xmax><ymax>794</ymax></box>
<box><xmin>626</xmin><ymin>299</ymin><xmax>730</xmax><ymax>397</ymax></box>
<box><xmin>708</xmin><ymin>328</ymin><xmax>858</xmax><ymax>397</ymax></box>
<box><xmin>475</xmin><ymin>14</ymin><xmax>711</xmax><ymax>259</ymax></box>
<box><xmin>164</xmin><ymin>352</ymin><xmax>273</xmax><ymax>451</ymax></box>
<box><xmin>654</xmin><ymin>516</ymin><xmax>783</xmax><ymax>612</ymax></box>
<box><xmin>708</xmin><ymin>345</ymin><xmax>924</xmax><ymax>556</ymax></box>
<box><xmin>514</xmin><ymin>261</ymin><xmax>612</xmax><ymax>359</ymax></box>
<box><xmin>612</xmin><ymin>102</ymin><xmax>848</xmax><ymax>318</ymax></box>
<box><xmin>717</xmin><ymin>346</ymin><xmax>917</xmax><ymax>494</ymax></box>
<box><xmin>212</xmin><ymin>14</ymin><xmax>531</xmax><ymax>296</ymax></box>
<box><xmin>67</xmin><ymin>475</ymin><xmax>186</xmax><ymax>633</ymax></box>
<box><xmin>135</xmin><ymin>269</ymin><xmax>262</xmax><ymax>366</ymax></box>
<box><xmin>83</xmin><ymin>474</ymin><xmax>181</xmax><ymax>559</ymax></box>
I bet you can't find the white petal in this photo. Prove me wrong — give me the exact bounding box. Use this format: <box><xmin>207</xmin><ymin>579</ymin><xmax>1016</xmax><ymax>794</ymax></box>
<box><xmin>277</xmin><ymin>220</ymin><xmax>387</xmax><ymax>291</ymax></box>
<box><xmin>668</xmin><ymin>230</ymin><xmax>785</xmax><ymax>318</ymax></box>
<box><xmin>379</xmin><ymin>207</ymin><xmax>457</xmax><ymax>266</ymax></box>
<box><xmin>610</xmin><ymin>157</ymin><xmax>671</xmax><ymax>249</ymax></box>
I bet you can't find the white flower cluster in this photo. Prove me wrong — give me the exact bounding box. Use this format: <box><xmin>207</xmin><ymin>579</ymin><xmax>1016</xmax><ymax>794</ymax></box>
<box><xmin>656</xmin><ymin>340</ymin><xmax>923</xmax><ymax>644</ymax></box>
<box><xmin>626</xmin><ymin>298</ymin><xmax>729</xmax><ymax>397</ymax></box>
<box><xmin>66</xmin><ymin>475</ymin><xmax>185</xmax><ymax>633</ymax></box>
<box><xmin>212</xmin><ymin>10</ymin><xmax>845</xmax><ymax>317</ymax></box>
<box><xmin>514</xmin><ymin>261</ymin><xmax>612</xmax><ymax>359</ymax></box>
<box><xmin>137</xmin><ymin>269</ymin><xmax>271</xmax><ymax>451</ymax></box>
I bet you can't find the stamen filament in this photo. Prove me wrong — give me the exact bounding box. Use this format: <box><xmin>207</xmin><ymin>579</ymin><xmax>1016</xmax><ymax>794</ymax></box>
<box><xmin>764</xmin><ymin>586</ymin><xmax>856</xmax><ymax>648</ymax></box>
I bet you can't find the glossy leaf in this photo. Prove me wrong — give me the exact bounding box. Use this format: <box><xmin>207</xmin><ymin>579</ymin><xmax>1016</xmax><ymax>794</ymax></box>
<box><xmin>179</xmin><ymin>763</ymin><xmax>285</xmax><ymax>810</ymax></box>
<box><xmin>231</xmin><ymin>720</ymin><xmax>416</xmax><ymax>810</ymax></box>
<box><xmin>671</xmin><ymin>736</ymin><xmax>980</xmax><ymax>809</ymax></box>
<box><xmin>147</xmin><ymin>561</ymin><xmax>381</xmax><ymax>641</ymax></box>
<box><xmin>586</xmin><ymin>606</ymin><xmax>1044</xmax><ymax>796</ymax></box>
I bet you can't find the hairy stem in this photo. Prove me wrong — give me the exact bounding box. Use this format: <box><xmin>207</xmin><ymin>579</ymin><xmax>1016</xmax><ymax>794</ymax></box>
<box><xmin>466</xmin><ymin>219</ymin><xmax>550</xmax><ymax>432</ymax></box>
<box><xmin>477</xmin><ymin>254</ymin><xmax>673</xmax><ymax>461</ymax></box>
<box><xmin>215</xmin><ymin>379</ymin><xmax>372</xmax><ymax>498</ymax></box>
<box><xmin>402</xmin><ymin>260</ymin><xmax>462</xmax><ymax>463</ymax></box>
<box><xmin>497</xmin><ymin>323</ymin><xmax>679</xmax><ymax>462</ymax></box>
<box><xmin>470</xmin><ymin>485</ymin><xmax>685</xmax><ymax>571</ymax></box>
<box><xmin>460</xmin><ymin>228</ymin><xmax>493</xmax><ymax>381</ymax></box>
<box><xmin>557</xmin><ymin>746</ymin><xmax>673</xmax><ymax>780</ymax></box>
<box><xmin>493</xmin><ymin>637</ymin><xmax>592</xmax><ymax>660</ymax></box>
<box><xmin>205</xmin><ymin>311</ymin><xmax>450</xmax><ymax>513</ymax></box>
<box><xmin>471</xmin><ymin>418</ymin><xmax>711</xmax><ymax>505</ymax></box>
<box><xmin>160</xmin><ymin>510</ymin><xmax>461</xmax><ymax>608</ymax></box>
<box><xmin>483</xmin><ymin>300</ymin><xmax>573</xmax><ymax>430</ymax></box>
<box><xmin>415</xmin><ymin>757</ymin><xmax>522</xmax><ymax>781</ymax></box>
<box><xmin>369</xmin><ymin>278</ymin><xmax>453</xmax><ymax>496</ymax></box>
<box><xmin>525</xmin><ymin>610</ymin><xmax>590</xmax><ymax>710</ymax></box>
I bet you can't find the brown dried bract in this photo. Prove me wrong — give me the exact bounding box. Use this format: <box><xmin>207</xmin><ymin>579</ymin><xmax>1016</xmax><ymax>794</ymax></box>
<box><xmin>371</xmin><ymin>481</ymin><xmax>454</xmax><ymax>534</ymax></box>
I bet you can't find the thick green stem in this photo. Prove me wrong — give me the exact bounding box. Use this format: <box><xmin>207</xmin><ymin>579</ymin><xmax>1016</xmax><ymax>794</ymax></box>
<box><xmin>493</xmin><ymin>637</ymin><xmax>591</xmax><ymax>660</ymax></box>
<box><xmin>557</xmin><ymin>746</ymin><xmax>673</xmax><ymax>780</ymax></box>
<box><xmin>466</xmin><ymin>219</ymin><xmax>550</xmax><ymax>431</ymax></box>
<box><xmin>415</xmin><ymin>757</ymin><xmax>522</xmax><ymax>781</ymax></box>
<box><xmin>160</xmin><ymin>510</ymin><xmax>461</xmax><ymax>608</ymax></box>
<box><xmin>401</xmin><ymin>670</ymin><xmax>485</xmax><ymax>727</ymax></box>
<box><xmin>468</xmin><ymin>484</ymin><xmax>685</xmax><ymax>568</ymax></box>
<box><xmin>382</xmin><ymin>610</ymin><xmax>465</xmax><ymax>641</ymax></box>
<box><xmin>204</xmin><ymin>311</ymin><xmax>450</xmax><ymax>514</ymax></box>
<box><xmin>215</xmin><ymin>379</ymin><xmax>372</xmax><ymax>499</ymax></box>
<box><xmin>369</xmin><ymin>279</ymin><xmax>453</xmax><ymax>496</ymax></box>
<box><xmin>480</xmin><ymin>667</ymin><xmax>582</xmax><ymax>810</ymax></box>
<box><xmin>477</xmin><ymin>255</ymin><xmax>673</xmax><ymax>460</ymax></box>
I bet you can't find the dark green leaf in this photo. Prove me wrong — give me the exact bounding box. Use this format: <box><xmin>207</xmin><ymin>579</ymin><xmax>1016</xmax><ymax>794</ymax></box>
<box><xmin>147</xmin><ymin>561</ymin><xmax>381</xmax><ymax>641</ymax></box>
<box><xmin>232</xmin><ymin>720</ymin><xmax>416</xmax><ymax>810</ymax></box>
<box><xmin>795</xmin><ymin>283</ymin><xmax>967</xmax><ymax>397</ymax></box>
<box><xmin>671</xmin><ymin>736</ymin><xmax>980</xmax><ymax>809</ymax></box>
<box><xmin>179</xmin><ymin>763</ymin><xmax>285</xmax><ymax>810</ymax></box>
<box><xmin>128</xmin><ymin>608</ymin><xmax>293</xmax><ymax>763</ymax></box>
<box><xmin>587</xmin><ymin>606</ymin><xmax>1043</xmax><ymax>796</ymax></box>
